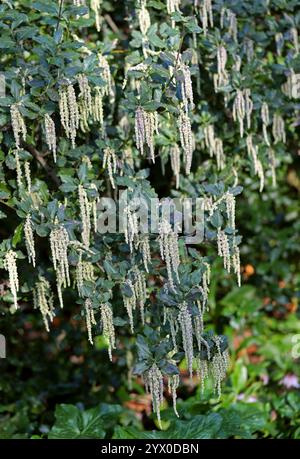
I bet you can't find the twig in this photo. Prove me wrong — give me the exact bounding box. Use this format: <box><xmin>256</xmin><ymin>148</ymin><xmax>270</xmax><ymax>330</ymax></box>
<box><xmin>22</xmin><ymin>143</ymin><xmax>61</xmax><ymax>187</ymax></box>
<box><xmin>162</xmin><ymin>33</ymin><xmax>185</xmax><ymax>96</ymax></box>
<box><xmin>104</xmin><ymin>14</ymin><xmax>126</xmax><ymax>39</ymax></box>
<box><xmin>56</xmin><ymin>0</ymin><xmax>64</xmax><ymax>32</ymax></box>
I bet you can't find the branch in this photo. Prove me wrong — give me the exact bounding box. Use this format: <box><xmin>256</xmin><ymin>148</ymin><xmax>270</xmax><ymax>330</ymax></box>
<box><xmin>23</xmin><ymin>143</ymin><xmax>61</xmax><ymax>187</ymax></box>
<box><xmin>104</xmin><ymin>14</ymin><xmax>126</xmax><ymax>40</ymax></box>
<box><xmin>0</xmin><ymin>124</ymin><xmax>11</xmax><ymax>132</ymax></box>
<box><xmin>161</xmin><ymin>33</ymin><xmax>185</xmax><ymax>96</ymax></box>
<box><xmin>56</xmin><ymin>0</ymin><xmax>64</xmax><ymax>32</ymax></box>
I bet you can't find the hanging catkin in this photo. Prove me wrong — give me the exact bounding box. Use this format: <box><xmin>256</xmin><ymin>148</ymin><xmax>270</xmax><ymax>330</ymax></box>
<box><xmin>124</xmin><ymin>205</ymin><xmax>139</xmax><ymax>253</ymax></box>
<box><xmin>24</xmin><ymin>214</ymin><xmax>36</xmax><ymax>267</ymax></box>
<box><xmin>217</xmin><ymin>228</ymin><xmax>231</xmax><ymax>272</ymax></box>
<box><xmin>281</xmin><ymin>70</ymin><xmax>300</xmax><ymax>99</ymax></box>
<box><xmin>215</xmin><ymin>43</ymin><xmax>229</xmax><ymax>94</ymax></box>
<box><xmin>167</xmin><ymin>0</ymin><xmax>181</xmax><ymax>15</ymax></box>
<box><xmin>170</xmin><ymin>144</ymin><xmax>181</xmax><ymax>188</ymax></box>
<box><xmin>168</xmin><ymin>374</ymin><xmax>180</xmax><ymax>417</ymax></box>
<box><xmin>158</xmin><ymin>220</ymin><xmax>180</xmax><ymax>291</ymax></box>
<box><xmin>135</xmin><ymin>234</ymin><xmax>151</xmax><ymax>272</ymax></box>
<box><xmin>261</xmin><ymin>102</ymin><xmax>270</xmax><ymax>146</ymax></box>
<box><xmin>268</xmin><ymin>148</ymin><xmax>277</xmax><ymax>188</ymax></box>
<box><xmin>10</xmin><ymin>104</ymin><xmax>27</xmax><ymax>149</ymax></box>
<box><xmin>91</xmin><ymin>0</ymin><xmax>102</xmax><ymax>32</ymax></box>
<box><xmin>214</xmin><ymin>137</ymin><xmax>225</xmax><ymax>170</ymax></box>
<box><xmin>75</xmin><ymin>253</ymin><xmax>95</xmax><ymax>296</ymax></box>
<box><xmin>198</xmin><ymin>0</ymin><xmax>213</xmax><ymax>36</ymax></box>
<box><xmin>233</xmin><ymin>54</ymin><xmax>241</xmax><ymax>73</ymax></box>
<box><xmin>77</xmin><ymin>74</ymin><xmax>92</xmax><ymax>114</ymax></box>
<box><xmin>92</xmin><ymin>87</ymin><xmax>104</xmax><ymax>127</ymax></box>
<box><xmin>225</xmin><ymin>192</ymin><xmax>236</xmax><ymax>230</ymax></box>
<box><xmin>228</xmin><ymin>9</ymin><xmax>237</xmax><ymax>42</ymax></box>
<box><xmin>202</xmin><ymin>262</ymin><xmax>211</xmax><ymax>304</ymax></box>
<box><xmin>204</xmin><ymin>124</ymin><xmax>215</xmax><ymax>157</ymax></box>
<box><xmin>178</xmin><ymin>59</ymin><xmax>194</xmax><ymax>113</ymax></box>
<box><xmin>135</xmin><ymin>107</ymin><xmax>158</xmax><ymax>162</ymax></box>
<box><xmin>24</xmin><ymin>161</ymin><xmax>31</xmax><ymax>193</ymax></box>
<box><xmin>178</xmin><ymin>301</ymin><xmax>194</xmax><ymax>377</ymax></box>
<box><xmin>133</xmin><ymin>266</ymin><xmax>148</xmax><ymax>324</ymax></box>
<box><xmin>220</xmin><ymin>8</ymin><xmax>237</xmax><ymax>40</ymax></box>
<box><xmin>4</xmin><ymin>250</ymin><xmax>19</xmax><ymax>310</ymax></box>
<box><xmin>100</xmin><ymin>303</ymin><xmax>116</xmax><ymax>360</ymax></box>
<box><xmin>98</xmin><ymin>54</ymin><xmax>113</xmax><ymax>97</ymax></box>
<box><xmin>59</xmin><ymin>83</ymin><xmax>79</xmax><ymax>148</ymax></box>
<box><xmin>122</xmin><ymin>279</ymin><xmax>136</xmax><ymax>333</ymax></box>
<box><xmin>84</xmin><ymin>298</ymin><xmax>96</xmax><ymax>345</ymax></box>
<box><xmin>232</xmin><ymin>90</ymin><xmax>245</xmax><ymax>138</ymax></box>
<box><xmin>244</xmin><ymin>89</ymin><xmax>253</xmax><ymax>130</ymax></box>
<box><xmin>78</xmin><ymin>185</ymin><xmax>91</xmax><ymax>248</ymax></box>
<box><xmin>290</xmin><ymin>27</ymin><xmax>299</xmax><ymax>56</ymax></box>
<box><xmin>138</xmin><ymin>1</ymin><xmax>151</xmax><ymax>35</ymax></box>
<box><xmin>217</xmin><ymin>45</ymin><xmax>227</xmax><ymax>76</ymax></box>
<box><xmin>77</xmin><ymin>74</ymin><xmax>92</xmax><ymax>132</ymax></box>
<box><xmin>178</xmin><ymin>110</ymin><xmax>194</xmax><ymax>174</ymax></box>
<box><xmin>79</xmin><ymin>105</ymin><xmax>89</xmax><ymax>134</ymax></box>
<box><xmin>33</xmin><ymin>276</ymin><xmax>55</xmax><ymax>332</ymax></box>
<box><xmin>50</xmin><ymin>223</ymin><xmax>70</xmax><ymax>308</ymax></box>
<box><xmin>272</xmin><ymin>113</ymin><xmax>286</xmax><ymax>144</ymax></box>
<box><xmin>232</xmin><ymin>241</ymin><xmax>241</xmax><ymax>287</ymax></box>
<box><xmin>210</xmin><ymin>337</ymin><xmax>230</xmax><ymax>398</ymax></box>
<box><xmin>256</xmin><ymin>158</ymin><xmax>265</xmax><ymax>192</ymax></box>
<box><xmin>196</xmin><ymin>358</ymin><xmax>209</xmax><ymax>394</ymax></box>
<box><xmin>44</xmin><ymin>114</ymin><xmax>57</xmax><ymax>162</ymax></box>
<box><xmin>244</xmin><ymin>38</ymin><xmax>254</xmax><ymax>62</ymax></box>
<box><xmin>144</xmin><ymin>363</ymin><xmax>164</xmax><ymax>429</ymax></box>
<box><xmin>246</xmin><ymin>134</ymin><xmax>259</xmax><ymax>173</ymax></box>
<box><xmin>90</xmin><ymin>183</ymin><xmax>100</xmax><ymax>232</ymax></box>
<box><xmin>103</xmin><ymin>147</ymin><xmax>117</xmax><ymax>189</ymax></box>
<box><xmin>275</xmin><ymin>32</ymin><xmax>284</xmax><ymax>56</ymax></box>
<box><xmin>14</xmin><ymin>149</ymin><xmax>23</xmax><ymax>193</ymax></box>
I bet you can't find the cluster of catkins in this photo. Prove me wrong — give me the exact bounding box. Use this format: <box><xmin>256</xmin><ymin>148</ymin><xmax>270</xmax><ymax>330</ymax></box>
<box><xmin>133</xmin><ymin>50</ymin><xmax>195</xmax><ymax>179</ymax></box>
<box><xmin>49</xmin><ymin>222</ymin><xmax>71</xmax><ymax>309</ymax></box>
<box><xmin>5</xmin><ymin>0</ymin><xmax>284</xmax><ymax>427</ymax></box>
<box><xmin>135</xmin><ymin>106</ymin><xmax>158</xmax><ymax>162</ymax></box>
<box><xmin>208</xmin><ymin>9</ymin><xmax>292</xmax><ymax>191</ymax></box>
<box><xmin>6</xmin><ymin>53</ymin><xmax>113</xmax><ymax>326</ymax></box>
<box><xmin>208</xmin><ymin>192</ymin><xmax>241</xmax><ymax>287</ymax></box>
<box><xmin>33</xmin><ymin>277</ymin><xmax>55</xmax><ymax>332</ymax></box>
<box><xmin>138</xmin><ymin>192</ymin><xmax>237</xmax><ymax>420</ymax></box>
<box><xmin>10</xmin><ymin>104</ymin><xmax>27</xmax><ymax>150</ymax></box>
<box><xmin>203</xmin><ymin>124</ymin><xmax>225</xmax><ymax>170</ymax></box>
<box><xmin>10</xmin><ymin>110</ymin><xmax>32</xmax><ymax>197</ymax></box>
<box><xmin>7</xmin><ymin>102</ymin><xmax>31</xmax><ymax>310</ymax></box>
<box><xmin>122</xmin><ymin>266</ymin><xmax>149</xmax><ymax>332</ymax></box>
<box><xmin>158</xmin><ymin>220</ymin><xmax>180</xmax><ymax>292</ymax></box>
<box><xmin>150</xmin><ymin>258</ymin><xmax>229</xmax><ymax>422</ymax></box>
<box><xmin>57</xmin><ymin>57</ymin><xmax>112</xmax><ymax>148</ymax></box>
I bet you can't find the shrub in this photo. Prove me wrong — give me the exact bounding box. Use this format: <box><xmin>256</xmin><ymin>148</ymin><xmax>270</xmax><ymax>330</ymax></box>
<box><xmin>0</xmin><ymin>0</ymin><xmax>299</xmax><ymax>426</ymax></box>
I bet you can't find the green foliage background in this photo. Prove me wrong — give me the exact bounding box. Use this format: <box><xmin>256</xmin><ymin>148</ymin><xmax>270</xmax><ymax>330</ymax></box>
<box><xmin>0</xmin><ymin>0</ymin><xmax>299</xmax><ymax>439</ymax></box>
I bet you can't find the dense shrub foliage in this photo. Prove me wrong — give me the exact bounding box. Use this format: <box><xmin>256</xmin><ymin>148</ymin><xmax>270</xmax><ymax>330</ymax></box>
<box><xmin>0</xmin><ymin>0</ymin><xmax>299</xmax><ymax>435</ymax></box>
